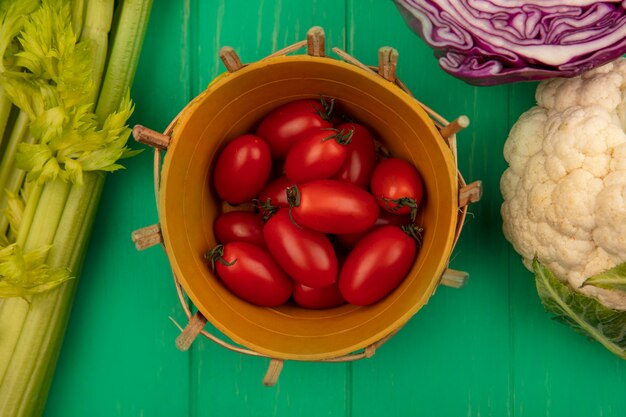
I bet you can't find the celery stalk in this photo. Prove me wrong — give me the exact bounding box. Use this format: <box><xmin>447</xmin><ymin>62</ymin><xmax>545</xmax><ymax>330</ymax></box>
<box><xmin>18</xmin><ymin>173</ymin><xmax>103</xmax><ymax>417</ymax></box>
<box><xmin>79</xmin><ymin>0</ymin><xmax>114</xmax><ymax>104</ymax></box>
<box><xmin>70</xmin><ymin>0</ymin><xmax>86</xmax><ymax>38</ymax></box>
<box><xmin>0</xmin><ymin>112</ymin><xmax>29</xmax><ymax>198</ymax></box>
<box><xmin>0</xmin><ymin>0</ymin><xmax>153</xmax><ymax>415</ymax></box>
<box><xmin>14</xmin><ymin>184</ymin><xmax>43</xmax><ymax>248</ymax></box>
<box><xmin>0</xmin><ymin>111</ymin><xmax>30</xmax><ymax>236</ymax></box>
<box><xmin>96</xmin><ymin>0</ymin><xmax>152</xmax><ymax>120</ymax></box>
<box><xmin>0</xmin><ymin>174</ymin><xmax>101</xmax><ymax>417</ymax></box>
<box><xmin>0</xmin><ymin>88</ymin><xmax>13</xmax><ymax>150</ymax></box>
<box><xmin>0</xmin><ymin>180</ymin><xmax>67</xmax><ymax>383</ymax></box>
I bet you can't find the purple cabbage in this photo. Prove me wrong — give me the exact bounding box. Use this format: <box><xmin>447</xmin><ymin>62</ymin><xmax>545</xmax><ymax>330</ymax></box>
<box><xmin>393</xmin><ymin>0</ymin><xmax>626</xmax><ymax>85</ymax></box>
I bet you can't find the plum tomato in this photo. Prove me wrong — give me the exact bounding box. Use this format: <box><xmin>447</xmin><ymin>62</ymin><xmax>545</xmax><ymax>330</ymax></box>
<box><xmin>338</xmin><ymin>225</ymin><xmax>421</xmax><ymax>306</ymax></box>
<box><xmin>293</xmin><ymin>282</ymin><xmax>346</xmax><ymax>309</ymax></box>
<box><xmin>213</xmin><ymin>134</ymin><xmax>272</xmax><ymax>205</ymax></box>
<box><xmin>205</xmin><ymin>242</ymin><xmax>292</xmax><ymax>307</ymax></box>
<box><xmin>336</xmin><ymin>209</ymin><xmax>412</xmax><ymax>247</ymax></box>
<box><xmin>370</xmin><ymin>158</ymin><xmax>424</xmax><ymax>220</ymax></box>
<box><xmin>263</xmin><ymin>210</ymin><xmax>338</xmax><ymax>288</ymax></box>
<box><xmin>284</xmin><ymin>128</ymin><xmax>352</xmax><ymax>183</ymax></box>
<box><xmin>214</xmin><ymin>211</ymin><xmax>265</xmax><ymax>247</ymax></box>
<box><xmin>255</xmin><ymin>98</ymin><xmax>334</xmax><ymax>158</ymax></box>
<box><xmin>332</xmin><ymin>122</ymin><xmax>377</xmax><ymax>188</ymax></box>
<box><xmin>287</xmin><ymin>180</ymin><xmax>379</xmax><ymax>234</ymax></box>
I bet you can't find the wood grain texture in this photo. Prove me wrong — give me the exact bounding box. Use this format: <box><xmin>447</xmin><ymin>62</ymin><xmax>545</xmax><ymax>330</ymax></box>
<box><xmin>42</xmin><ymin>1</ymin><xmax>626</xmax><ymax>417</ymax></box>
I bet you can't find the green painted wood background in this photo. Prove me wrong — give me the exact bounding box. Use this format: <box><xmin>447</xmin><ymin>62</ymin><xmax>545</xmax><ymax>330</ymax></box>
<box><xmin>42</xmin><ymin>1</ymin><xmax>626</xmax><ymax>416</ymax></box>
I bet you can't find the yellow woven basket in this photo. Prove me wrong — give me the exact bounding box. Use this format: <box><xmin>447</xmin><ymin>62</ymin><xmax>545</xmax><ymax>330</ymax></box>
<box><xmin>131</xmin><ymin>27</ymin><xmax>481</xmax><ymax>385</ymax></box>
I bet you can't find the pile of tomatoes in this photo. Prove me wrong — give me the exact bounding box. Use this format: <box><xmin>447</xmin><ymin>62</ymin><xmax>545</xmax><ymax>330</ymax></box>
<box><xmin>206</xmin><ymin>98</ymin><xmax>425</xmax><ymax>309</ymax></box>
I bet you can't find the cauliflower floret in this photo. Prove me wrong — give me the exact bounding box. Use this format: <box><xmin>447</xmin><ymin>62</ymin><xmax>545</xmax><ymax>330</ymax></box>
<box><xmin>501</xmin><ymin>58</ymin><xmax>626</xmax><ymax>311</ymax></box>
<box><xmin>536</xmin><ymin>60</ymin><xmax>626</xmax><ymax>113</ymax></box>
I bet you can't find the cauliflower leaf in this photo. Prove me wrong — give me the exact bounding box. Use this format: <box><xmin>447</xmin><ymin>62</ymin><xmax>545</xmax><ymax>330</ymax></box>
<box><xmin>534</xmin><ymin>258</ymin><xmax>626</xmax><ymax>360</ymax></box>
<box><xmin>582</xmin><ymin>263</ymin><xmax>626</xmax><ymax>293</ymax></box>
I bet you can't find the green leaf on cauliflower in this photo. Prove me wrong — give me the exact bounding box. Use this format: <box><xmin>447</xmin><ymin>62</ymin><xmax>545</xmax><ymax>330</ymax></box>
<box><xmin>581</xmin><ymin>262</ymin><xmax>626</xmax><ymax>293</ymax></box>
<box><xmin>533</xmin><ymin>258</ymin><xmax>626</xmax><ymax>360</ymax></box>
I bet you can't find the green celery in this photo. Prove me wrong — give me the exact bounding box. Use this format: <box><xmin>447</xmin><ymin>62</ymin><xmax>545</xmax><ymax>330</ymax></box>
<box><xmin>96</xmin><ymin>0</ymin><xmax>152</xmax><ymax>120</ymax></box>
<box><xmin>0</xmin><ymin>88</ymin><xmax>12</xmax><ymax>150</ymax></box>
<box><xmin>69</xmin><ymin>0</ymin><xmax>86</xmax><ymax>38</ymax></box>
<box><xmin>80</xmin><ymin>0</ymin><xmax>114</xmax><ymax>104</ymax></box>
<box><xmin>0</xmin><ymin>180</ymin><xmax>67</xmax><ymax>395</ymax></box>
<box><xmin>0</xmin><ymin>174</ymin><xmax>99</xmax><ymax>416</ymax></box>
<box><xmin>0</xmin><ymin>111</ymin><xmax>30</xmax><ymax>236</ymax></box>
<box><xmin>0</xmin><ymin>1</ymin><xmax>153</xmax><ymax>416</ymax></box>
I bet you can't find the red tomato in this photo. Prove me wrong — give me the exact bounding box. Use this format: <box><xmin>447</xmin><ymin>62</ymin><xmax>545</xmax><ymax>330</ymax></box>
<box><xmin>206</xmin><ymin>242</ymin><xmax>292</xmax><ymax>307</ymax></box>
<box><xmin>336</xmin><ymin>209</ymin><xmax>412</xmax><ymax>247</ymax></box>
<box><xmin>255</xmin><ymin>176</ymin><xmax>294</xmax><ymax>219</ymax></box>
<box><xmin>288</xmin><ymin>180</ymin><xmax>379</xmax><ymax>234</ymax></box>
<box><xmin>264</xmin><ymin>210</ymin><xmax>337</xmax><ymax>288</ymax></box>
<box><xmin>333</xmin><ymin>122</ymin><xmax>377</xmax><ymax>188</ymax></box>
<box><xmin>338</xmin><ymin>225</ymin><xmax>418</xmax><ymax>306</ymax></box>
<box><xmin>213</xmin><ymin>134</ymin><xmax>272</xmax><ymax>205</ymax></box>
<box><xmin>214</xmin><ymin>211</ymin><xmax>265</xmax><ymax>247</ymax></box>
<box><xmin>256</xmin><ymin>99</ymin><xmax>334</xmax><ymax>158</ymax></box>
<box><xmin>370</xmin><ymin>158</ymin><xmax>424</xmax><ymax>220</ymax></box>
<box><xmin>284</xmin><ymin>128</ymin><xmax>352</xmax><ymax>183</ymax></box>
<box><xmin>293</xmin><ymin>282</ymin><xmax>346</xmax><ymax>309</ymax></box>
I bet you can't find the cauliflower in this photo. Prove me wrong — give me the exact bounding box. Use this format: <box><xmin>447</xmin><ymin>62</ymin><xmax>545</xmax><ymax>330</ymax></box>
<box><xmin>500</xmin><ymin>58</ymin><xmax>626</xmax><ymax>311</ymax></box>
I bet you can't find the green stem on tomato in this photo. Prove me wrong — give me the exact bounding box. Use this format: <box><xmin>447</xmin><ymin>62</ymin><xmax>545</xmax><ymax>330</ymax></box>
<box><xmin>205</xmin><ymin>244</ymin><xmax>238</xmax><ymax>271</ymax></box>
<box><xmin>381</xmin><ymin>196</ymin><xmax>419</xmax><ymax>222</ymax></box>
<box><xmin>252</xmin><ymin>197</ymin><xmax>279</xmax><ymax>222</ymax></box>
<box><xmin>401</xmin><ymin>223</ymin><xmax>424</xmax><ymax>246</ymax></box>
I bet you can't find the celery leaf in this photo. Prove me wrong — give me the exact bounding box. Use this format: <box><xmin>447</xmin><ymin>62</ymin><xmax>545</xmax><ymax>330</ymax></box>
<box><xmin>1</xmin><ymin>0</ymin><xmax>141</xmax><ymax>186</ymax></box>
<box><xmin>0</xmin><ymin>243</ymin><xmax>72</xmax><ymax>298</ymax></box>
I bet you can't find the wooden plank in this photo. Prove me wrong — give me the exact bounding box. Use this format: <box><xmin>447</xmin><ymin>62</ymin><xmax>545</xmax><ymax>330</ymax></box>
<box><xmin>193</xmin><ymin>0</ymin><xmax>348</xmax><ymax>97</ymax></box>
<box><xmin>42</xmin><ymin>1</ymin><xmax>193</xmax><ymax>416</ymax></box>
<box><xmin>190</xmin><ymin>1</ymin><xmax>351</xmax><ymax>416</ymax></box>
<box><xmin>190</xmin><ymin>332</ymin><xmax>350</xmax><ymax>417</ymax></box>
<box><xmin>347</xmin><ymin>1</ymin><xmax>513</xmax><ymax>416</ymax></box>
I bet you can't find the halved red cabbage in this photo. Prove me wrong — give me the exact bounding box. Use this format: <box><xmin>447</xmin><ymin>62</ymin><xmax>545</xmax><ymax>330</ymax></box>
<box><xmin>393</xmin><ymin>0</ymin><xmax>626</xmax><ymax>85</ymax></box>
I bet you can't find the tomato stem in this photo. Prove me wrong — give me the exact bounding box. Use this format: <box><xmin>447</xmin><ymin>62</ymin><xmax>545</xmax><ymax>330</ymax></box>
<box><xmin>252</xmin><ymin>198</ymin><xmax>278</xmax><ymax>222</ymax></box>
<box><xmin>321</xmin><ymin>127</ymin><xmax>353</xmax><ymax>145</ymax></box>
<box><xmin>401</xmin><ymin>224</ymin><xmax>424</xmax><ymax>246</ymax></box>
<box><xmin>285</xmin><ymin>185</ymin><xmax>304</xmax><ymax>228</ymax></box>
<box><xmin>381</xmin><ymin>197</ymin><xmax>419</xmax><ymax>221</ymax></box>
<box><xmin>205</xmin><ymin>244</ymin><xmax>237</xmax><ymax>271</ymax></box>
<box><xmin>316</xmin><ymin>96</ymin><xmax>335</xmax><ymax>122</ymax></box>
<box><xmin>286</xmin><ymin>185</ymin><xmax>300</xmax><ymax>208</ymax></box>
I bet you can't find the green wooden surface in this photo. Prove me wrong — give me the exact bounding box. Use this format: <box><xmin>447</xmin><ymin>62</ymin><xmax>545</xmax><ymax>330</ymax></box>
<box><xmin>43</xmin><ymin>1</ymin><xmax>626</xmax><ymax>416</ymax></box>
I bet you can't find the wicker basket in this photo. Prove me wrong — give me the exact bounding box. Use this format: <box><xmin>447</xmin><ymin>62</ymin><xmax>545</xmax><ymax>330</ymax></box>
<box><xmin>131</xmin><ymin>27</ymin><xmax>481</xmax><ymax>386</ymax></box>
